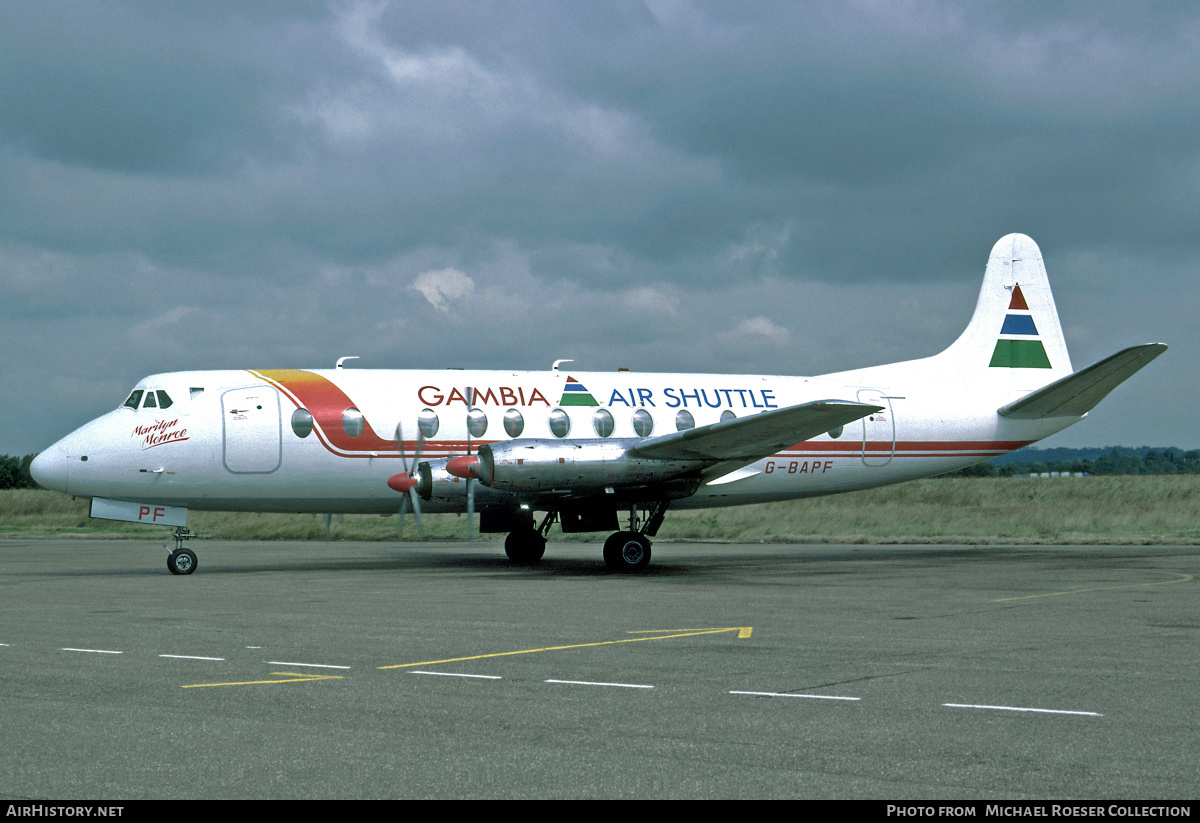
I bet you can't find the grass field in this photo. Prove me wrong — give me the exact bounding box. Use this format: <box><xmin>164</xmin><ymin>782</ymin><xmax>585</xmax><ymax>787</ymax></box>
<box><xmin>2</xmin><ymin>475</ymin><xmax>1198</xmax><ymax>544</ymax></box>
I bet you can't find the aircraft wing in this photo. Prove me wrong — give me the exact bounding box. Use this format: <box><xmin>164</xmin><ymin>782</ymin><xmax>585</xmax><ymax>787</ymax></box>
<box><xmin>630</xmin><ymin>399</ymin><xmax>882</xmax><ymax>465</ymax></box>
<box><xmin>998</xmin><ymin>343</ymin><xmax>1167</xmax><ymax>419</ymax></box>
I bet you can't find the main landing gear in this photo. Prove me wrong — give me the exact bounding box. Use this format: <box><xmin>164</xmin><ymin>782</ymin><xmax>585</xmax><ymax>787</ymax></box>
<box><xmin>502</xmin><ymin>502</ymin><xmax>668</xmax><ymax>572</ymax></box>
<box><xmin>602</xmin><ymin>531</ymin><xmax>651</xmax><ymax>572</ymax></box>
<box><xmin>166</xmin><ymin>526</ymin><xmax>198</xmax><ymax>575</ymax></box>
<box><xmin>601</xmin><ymin>502</ymin><xmax>667</xmax><ymax>572</ymax></box>
<box><xmin>504</xmin><ymin>511</ymin><xmax>553</xmax><ymax>565</ymax></box>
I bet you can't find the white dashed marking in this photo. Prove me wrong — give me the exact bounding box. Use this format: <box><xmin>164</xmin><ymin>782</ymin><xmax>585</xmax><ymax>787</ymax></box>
<box><xmin>942</xmin><ymin>703</ymin><xmax>1102</xmax><ymax>717</ymax></box>
<box><xmin>545</xmin><ymin>679</ymin><xmax>653</xmax><ymax>689</ymax></box>
<box><xmin>411</xmin><ymin>671</ymin><xmax>502</xmax><ymax>680</ymax></box>
<box><xmin>730</xmin><ymin>690</ymin><xmax>860</xmax><ymax>701</ymax></box>
<box><xmin>266</xmin><ymin>661</ymin><xmax>351</xmax><ymax>670</ymax></box>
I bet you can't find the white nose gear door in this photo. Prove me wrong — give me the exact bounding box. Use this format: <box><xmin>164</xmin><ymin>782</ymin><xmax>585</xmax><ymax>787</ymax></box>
<box><xmin>222</xmin><ymin>387</ymin><xmax>282</xmax><ymax>473</ymax></box>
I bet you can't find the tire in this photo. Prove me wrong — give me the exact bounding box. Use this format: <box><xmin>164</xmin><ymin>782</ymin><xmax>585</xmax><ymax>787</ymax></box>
<box><xmin>602</xmin><ymin>531</ymin><xmax>651</xmax><ymax>571</ymax></box>
<box><xmin>504</xmin><ymin>529</ymin><xmax>546</xmax><ymax>565</ymax></box>
<box><xmin>167</xmin><ymin>548</ymin><xmax>197</xmax><ymax>575</ymax></box>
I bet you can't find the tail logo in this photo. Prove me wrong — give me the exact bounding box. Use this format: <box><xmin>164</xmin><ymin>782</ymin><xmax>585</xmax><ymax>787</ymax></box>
<box><xmin>559</xmin><ymin>376</ymin><xmax>600</xmax><ymax>406</ymax></box>
<box><xmin>989</xmin><ymin>285</ymin><xmax>1052</xmax><ymax>368</ymax></box>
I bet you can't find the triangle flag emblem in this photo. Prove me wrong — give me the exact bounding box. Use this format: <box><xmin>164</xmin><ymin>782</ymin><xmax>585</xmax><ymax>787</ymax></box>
<box><xmin>991</xmin><ymin>283</ymin><xmax>1051</xmax><ymax>368</ymax></box>
<box><xmin>559</xmin><ymin>376</ymin><xmax>600</xmax><ymax>406</ymax></box>
<box><xmin>1008</xmin><ymin>285</ymin><xmax>1029</xmax><ymax>311</ymax></box>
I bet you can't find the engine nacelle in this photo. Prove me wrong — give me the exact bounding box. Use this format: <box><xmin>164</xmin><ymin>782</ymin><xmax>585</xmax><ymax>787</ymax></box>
<box><xmin>475</xmin><ymin>439</ymin><xmax>699</xmax><ymax>494</ymax></box>
<box><xmin>416</xmin><ymin>458</ymin><xmax>510</xmax><ymax>509</ymax></box>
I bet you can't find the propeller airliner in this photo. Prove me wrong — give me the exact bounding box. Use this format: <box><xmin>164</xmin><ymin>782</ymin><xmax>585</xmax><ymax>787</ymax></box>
<box><xmin>31</xmin><ymin>234</ymin><xmax>1165</xmax><ymax>573</ymax></box>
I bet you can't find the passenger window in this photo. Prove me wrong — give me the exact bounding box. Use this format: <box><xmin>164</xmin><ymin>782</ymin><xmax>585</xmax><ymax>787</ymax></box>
<box><xmin>342</xmin><ymin>407</ymin><xmax>365</xmax><ymax>438</ymax></box>
<box><xmin>291</xmin><ymin>408</ymin><xmax>314</xmax><ymax>438</ymax></box>
<box><xmin>467</xmin><ymin>409</ymin><xmax>488</xmax><ymax>438</ymax></box>
<box><xmin>123</xmin><ymin>390</ymin><xmax>144</xmax><ymax>410</ymax></box>
<box><xmin>503</xmin><ymin>409</ymin><xmax>524</xmax><ymax>438</ymax></box>
<box><xmin>592</xmin><ymin>409</ymin><xmax>614</xmax><ymax>438</ymax></box>
<box><xmin>548</xmin><ymin>409</ymin><xmax>571</xmax><ymax>438</ymax></box>
<box><xmin>632</xmin><ymin>409</ymin><xmax>654</xmax><ymax>437</ymax></box>
<box><xmin>418</xmin><ymin>409</ymin><xmax>439</xmax><ymax>438</ymax></box>
<box><xmin>156</xmin><ymin>390</ymin><xmax>173</xmax><ymax>409</ymax></box>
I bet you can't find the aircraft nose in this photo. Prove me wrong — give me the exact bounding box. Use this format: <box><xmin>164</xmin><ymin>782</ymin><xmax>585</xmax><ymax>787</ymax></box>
<box><xmin>30</xmin><ymin>446</ymin><xmax>69</xmax><ymax>493</ymax></box>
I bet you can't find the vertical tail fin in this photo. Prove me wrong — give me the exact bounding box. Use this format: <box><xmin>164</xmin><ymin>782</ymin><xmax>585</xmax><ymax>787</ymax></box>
<box><xmin>938</xmin><ymin>234</ymin><xmax>1072</xmax><ymax>382</ymax></box>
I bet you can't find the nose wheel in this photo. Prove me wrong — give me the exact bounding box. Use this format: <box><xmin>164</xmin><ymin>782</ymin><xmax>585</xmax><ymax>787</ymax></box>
<box><xmin>167</xmin><ymin>548</ymin><xmax>197</xmax><ymax>575</ymax></box>
<box><xmin>166</xmin><ymin>527</ymin><xmax>198</xmax><ymax>575</ymax></box>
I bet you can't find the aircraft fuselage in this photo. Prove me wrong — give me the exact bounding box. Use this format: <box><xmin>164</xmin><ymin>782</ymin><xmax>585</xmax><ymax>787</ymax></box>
<box><xmin>34</xmin><ymin>365</ymin><xmax>1066</xmax><ymax>515</ymax></box>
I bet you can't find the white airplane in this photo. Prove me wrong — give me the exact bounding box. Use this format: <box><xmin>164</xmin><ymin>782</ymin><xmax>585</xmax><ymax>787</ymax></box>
<box><xmin>31</xmin><ymin>234</ymin><xmax>1165</xmax><ymax>574</ymax></box>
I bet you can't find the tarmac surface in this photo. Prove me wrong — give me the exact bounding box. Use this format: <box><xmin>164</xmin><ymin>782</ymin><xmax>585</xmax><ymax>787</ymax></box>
<box><xmin>1</xmin><ymin>537</ymin><xmax>1197</xmax><ymax>799</ymax></box>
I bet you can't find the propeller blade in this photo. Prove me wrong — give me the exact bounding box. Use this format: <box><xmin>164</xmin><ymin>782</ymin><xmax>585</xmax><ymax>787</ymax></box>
<box><xmin>396</xmin><ymin>422</ymin><xmax>410</xmax><ymax>473</ymax></box>
<box><xmin>466</xmin><ymin>478</ymin><xmax>475</xmax><ymax>541</ymax></box>
<box><xmin>409</xmin><ymin>488</ymin><xmax>423</xmax><ymax>539</ymax></box>
<box><xmin>411</xmin><ymin>425</ymin><xmax>424</xmax><ymax>540</ymax></box>
<box><xmin>393</xmin><ymin>421</ymin><xmax>425</xmax><ymax>540</ymax></box>
<box><xmin>465</xmin><ymin>387</ymin><xmax>475</xmax><ymax>541</ymax></box>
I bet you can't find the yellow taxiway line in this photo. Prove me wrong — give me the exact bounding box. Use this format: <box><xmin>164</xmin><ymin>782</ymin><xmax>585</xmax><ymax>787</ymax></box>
<box><xmin>378</xmin><ymin>626</ymin><xmax>753</xmax><ymax>670</ymax></box>
<box><xmin>181</xmin><ymin>671</ymin><xmax>345</xmax><ymax>689</ymax></box>
<box><xmin>994</xmin><ymin>572</ymin><xmax>1192</xmax><ymax>601</ymax></box>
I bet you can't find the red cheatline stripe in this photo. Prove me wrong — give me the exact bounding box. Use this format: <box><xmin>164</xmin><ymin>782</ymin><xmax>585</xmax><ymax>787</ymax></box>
<box><xmin>790</xmin><ymin>440</ymin><xmax>1032</xmax><ymax>453</ymax></box>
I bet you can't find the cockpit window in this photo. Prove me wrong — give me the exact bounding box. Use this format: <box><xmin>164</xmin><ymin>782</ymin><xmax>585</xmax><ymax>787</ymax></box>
<box><xmin>123</xmin><ymin>388</ymin><xmax>176</xmax><ymax>410</ymax></box>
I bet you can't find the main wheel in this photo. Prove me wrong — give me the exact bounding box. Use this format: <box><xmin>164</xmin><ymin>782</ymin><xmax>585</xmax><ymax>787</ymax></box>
<box><xmin>167</xmin><ymin>548</ymin><xmax>197</xmax><ymax>575</ymax></box>
<box><xmin>602</xmin><ymin>531</ymin><xmax>651</xmax><ymax>572</ymax></box>
<box><xmin>504</xmin><ymin>528</ymin><xmax>546</xmax><ymax>565</ymax></box>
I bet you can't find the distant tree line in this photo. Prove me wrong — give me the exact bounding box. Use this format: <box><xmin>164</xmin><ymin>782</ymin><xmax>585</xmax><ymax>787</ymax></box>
<box><xmin>949</xmin><ymin>448</ymin><xmax>1200</xmax><ymax>477</ymax></box>
<box><xmin>0</xmin><ymin>454</ymin><xmax>37</xmax><ymax>489</ymax></box>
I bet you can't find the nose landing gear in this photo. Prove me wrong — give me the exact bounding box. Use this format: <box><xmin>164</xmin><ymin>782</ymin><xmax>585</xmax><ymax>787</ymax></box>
<box><xmin>166</xmin><ymin>527</ymin><xmax>198</xmax><ymax>575</ymax></box>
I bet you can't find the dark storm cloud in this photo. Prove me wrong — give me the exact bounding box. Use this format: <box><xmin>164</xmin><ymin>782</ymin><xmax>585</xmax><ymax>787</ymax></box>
<box><xmin>536</xmin><ymin>1</ymin><xmax>1200</xmax><ymax>280</ymax></box>
<box><xmin>0</xmin><ymin>1</ymin><xmax>1194</xmax><ymax>453</ymax></box>
<box><xmin>0</xmin><ymin>4</ymin><xmax>318</xmax><ymax>174</ymax></box>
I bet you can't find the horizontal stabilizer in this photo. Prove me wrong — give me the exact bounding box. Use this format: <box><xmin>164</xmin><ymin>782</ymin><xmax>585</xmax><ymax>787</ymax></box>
<box><xmin>631</xmin><ymin>399</ymin><xmax>882</xmax><ymax>463</ymax></box>
<box><xmin>998</xmin><ymin>343</ymin><xmax>1167</xmax><ymax>419</ymax></box>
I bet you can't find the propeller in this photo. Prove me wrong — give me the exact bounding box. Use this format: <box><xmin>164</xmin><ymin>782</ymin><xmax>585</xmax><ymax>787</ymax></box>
<box><xmin>387</xmin><ymin>421</ymin><xmax>424</xmax><ymax>539</ymax></box>
<box><xmin>440</xmin><ymin>388</ymin><xmax>483</xmax><ymax>540</ymax></box>
<box><xmin>465</xmin><ymin>387</ymin><xmax>475</xmax><ymax>541</ymax></box>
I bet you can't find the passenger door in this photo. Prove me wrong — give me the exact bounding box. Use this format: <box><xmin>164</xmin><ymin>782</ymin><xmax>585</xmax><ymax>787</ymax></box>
<box><xmin>222</xmin><ymin>387</ymin><xmax>282</xmax><ymax>473</ymax></box>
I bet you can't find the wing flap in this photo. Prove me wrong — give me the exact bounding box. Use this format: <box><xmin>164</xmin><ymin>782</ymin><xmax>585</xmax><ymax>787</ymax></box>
<box><xmin>998</xmin><ymin>343</ymin><xmax>1166</xmax><ymax>419</ymax></box>
<box><xmin>630</xmin><ymin>399</ymin><xmax>882</xmax><ymax>463</ymax></box>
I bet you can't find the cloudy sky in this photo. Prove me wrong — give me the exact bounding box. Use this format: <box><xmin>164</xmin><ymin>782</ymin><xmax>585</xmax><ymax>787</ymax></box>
<box><xmin>1</xmin><ymin>1</ymin><xmax>1195</xmax><ymax>455</ymax></box>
